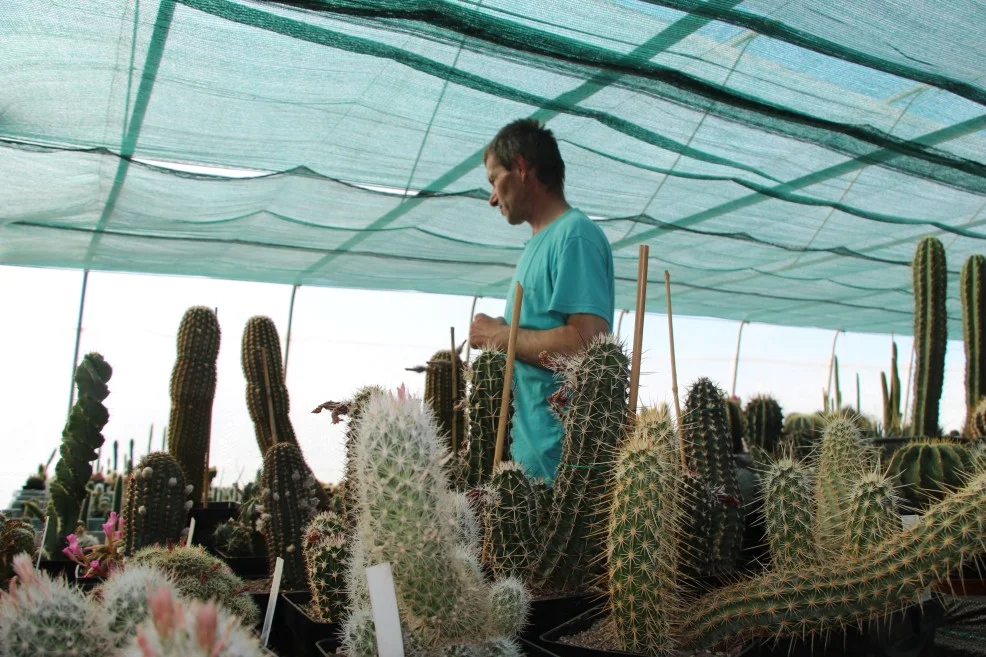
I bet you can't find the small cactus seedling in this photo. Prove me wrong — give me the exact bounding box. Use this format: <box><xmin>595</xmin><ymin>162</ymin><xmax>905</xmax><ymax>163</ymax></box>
<box><xmin>124</xmin><ymin>452</ymin><xmax>193</xmax><ymax>555</ymax></box>
<box><xmin>303</xmin><ymin>511</ymin><xmax>349</xmax><ymax>622</ymax></box>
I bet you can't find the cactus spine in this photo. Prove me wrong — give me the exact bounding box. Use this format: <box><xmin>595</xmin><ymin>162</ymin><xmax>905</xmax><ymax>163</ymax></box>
<box><xmin>303</xmin><ymin>511</ymin><xmax>349</xmax><ymax>622</ymax></box>
<box><xmin>124</xmin><ymin>452</ymin><xmax>192</xmax><ymax>554</ymax></box>
<box><xmin>166</xmin><ymin>307</ymin><xmax>220</xmax><ymax>507</ymax></box>
<box><xmin>843</xmin><ymin>471</ymin><xmax>900</xmax><ymax>558</ymax></box>
<box><xmin>466</xmin><ymin>349</ymin><xmax>511</xmax><ymax>487</ymax></box>
<box><xmin>881</xmin><ymin>340</ymin><xmax>903</xmax><ymax>436</ymax></box>
<box><xmin>242</xmin><ymin>316</ymin><xmax>298</xmax><ymax>452</ymax></box>
<box><xmin>481</xmin><ymin>462</ymin><xmax>542</xmax><ymax>582</ymax></box>
<box><xmin>887</xmin><ymin>439</ymin><xmax>976</xmax><ymax>512</ymax></box>
<box><xmin>911</xmin><ymin>236</ymin><xmax>948</xmax><ymax>437</ymax></box>
<box><xmin>743</xmin><ymin>395</ymin><xmax>783</xmax><ymax>456</ymax></box>
<box><xmin>47</xmin><ymin>352</ymin><xmax>112</xmax><ymax>551</ymax></box>
<box><xmin>761</xmin><ymin>458</ymin><xmax>814</xmax><ymax>571</ymax></box>
<box><xmin>962</xmin><ymin>254</ymin><xmax>986</xmax><ymax>434</ymax></box>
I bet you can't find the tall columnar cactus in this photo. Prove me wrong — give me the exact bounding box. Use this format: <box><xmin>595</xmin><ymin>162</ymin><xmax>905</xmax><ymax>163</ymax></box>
<box><xmin>843</xmin><ymin>471</ymin><xmax>900</xmax><ymax>558</ymax></box>
<box><xmin>681</xmin><ymin>471</ymin><xmax>986</xmax><ymax>650</ymax></box>
<box><xmin>887</xmin><ymin>439</ymin><xmax>976</xmax><ymax>512</ymax></box>
<box><xmin>257</xmin><ymin>442</ymin><xmax>323</xmax><ymax>591</ymax></box>
<box><xmin>761</xmin><ymin>457</ymin><xmax>814</xmax><ymax>571</ymax></box>
<box><xmin>911</xmin><ymin>236</ymin><xmax>948</xmax><ymax>437</ymax></box>
<box><xmin>1</xmin><ymin>512</ymin><xmax>37</xmax><ymax>586</ymax></box>
<box><xmin>681</xmin><ymin>377</ymin><xmax>743</xmax><ymax>575</ymax></box>
<box><xmin>47</xmin><ymin>352</ymin><xmax>112</xmax><ymax>551</ymax></box>
<box><xmin>607</xmin><ymin>431</ymin><xmax>680</xmax><ymax>655</ymax></box>
<box><xmin>536</xmin><ymin>335</ymin><xmax>630</xmax><ymax>592</ymax></box>
<box><xmin>881</xmin><ymin>340</ymin><xmax>903</xmax><ymax>436</ymax></box>
<box><xmin>466</xmin><ymin>349</ymin><xmax>511</xmax><ymax>488</ymax></box>
<box><xmin>814</xmin><ymin>416</ymin><xmax>874</xmax><ymax>552</ymax></box>
<box><xmin>481</xmin><ymin>461</ymin><xmax>543</xmax><ymax>582</ymax></box>
<box><xmin>413</xmin><ymin>347</ymin><xmax>466</xmax><ymax>455</ymax></box>
<box><xmin>242</xmin><ymin>316</ymin><xmax>298</xmax><ymax>453</ymax></box>
<box><xmin>962</xmin><ymin>254</ymin><xmax>986</xmax><ymax>434</ymax></box>
<box><xmin>743</xmin><ymin>395</ymin><xmax>784</xmax><ymax>456</ymax></box>
<box><xmin>303</xmin><ymin>511</ymin><xmax>349</xmax><ymax>622</ymax></box>
<box><xmin>124</xmin><ymin>452</ymin><xmax>192</xmax><ymax>555</ymax></box>
<box><xmin>342</xmin><ymin>385</ymin><xmax>387</xmax><ymax>525</ymax></box>
<box><xmin>166</xmin><ymin>306</ymin><xmax>220</xmax><ymax>507</ymax></box>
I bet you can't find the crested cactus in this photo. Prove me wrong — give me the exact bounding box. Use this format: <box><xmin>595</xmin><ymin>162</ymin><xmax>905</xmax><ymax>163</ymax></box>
<box><xmin>124</xmin><ymin>452</ymin><xmax>192</xmax><ymax>555</ymax></box>
<box><xmin>911</xmin><ymin>236</ymin><xmax>948</xmax><ymax>437</ymax></box>
<box><xmin>743</xmin><ymin>395</ymin><xmax>784</xmax><ymax>456</ymax></box>
<box><xmin>681</xmin><ymin>471</ymin><xmax>986</xmax><ymax>650</ymax></box>
<box><xmin>962</xmin><ymin>255</ymin><xmax>986</xmax><ymax>435</ymax></box>
<box><xmin>843</xmin><ymin>471</ymin><xmax>900</xmax><ymax>558</ymax></box>
<box><xmin>242</xmin><ymin>316</ymin><xmax>298</xmax><ymax>452</ymax></box>
<box><xmin>98</xmin><ymin>564</ymin><xmax>182</xmax><ymax>646</ymax></box>
<box><xmin>1</xmin><ymin>512</ymin><xmax>37</xmax><ymax>586</ymax></box>
<box><xmin>46</xmin><ymin>352</ymin><xmax>112</xmax><ymax>553</ymax></box>
<box><xmin>414</xmin><ymin>347</ymin><xmax>466</xmax><ymax>455</ymax></box>
<box><xmin>887</xmin><ymin>439</ymin><xmax>976</xmax><ymax>512</ymax></box>
<box><xmin>257</xmin><ymin>442</ymin><xmax>323</xmax><ymax>590</ymax></box>
<box><xmin>465</xmin><ymin>348</ymin><xmax>512</xmax><ymax>488</ymax></box>
<box><xmin>536</xmin><ymin>335</ymin><xmax>629</xmax><ymax>592</ymax></box>
<box><xmin>481</xmin><ymin>461</ymin><xmax>543</xmax><ymax>582</ymax></box>
<box><xmin>166</xmin><ymin>306</ymin><xmax>220</xmax><ymax>507</ymax></box>
<box><xmin>761</xmin><ymin>457</ymin><xmax>815</xmax><ymax>571</ymax></box>
<box><xmin>681</xmin><ymin>377</ymin><xmax>743</xmax><ymax>576</ymax></box>
<box><xmin>814</xmin><ymin>416</ymin><xmax>874</xmax><ymax>552</ymax></box>
<box><xmin>881</xmin><ymin>341</ymin><xmax>904</xmax><ymax>436</ymax></box>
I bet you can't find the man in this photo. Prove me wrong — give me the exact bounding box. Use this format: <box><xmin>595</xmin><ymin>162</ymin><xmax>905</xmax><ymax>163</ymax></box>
<box><xmin>469</xmin><ymin>119</ymin><xmax>615</xmax><ymax>483</ymax></box>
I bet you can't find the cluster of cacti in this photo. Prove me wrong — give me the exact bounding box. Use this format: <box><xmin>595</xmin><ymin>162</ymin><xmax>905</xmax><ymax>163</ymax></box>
<box><xmin>881</xmin><ymin>341</ymin><xmax>904</xmax><ymax>436</ymax></box>
<box><xmin>465</xmin><ymin>348</ymin><xmax>512</xmax><ymax>488</ymax></box>
<box><xmin>743</xmin><ymin>394</ymin><xmax>783</xmax><ymax>455</ymax></box>
<box><xmin>166</xmin><ymin>306</ymin><xmax>220</xmax><ymax>507</ymax></box>
<box><xmin>303</xmin><ymin>511</ymin><xmax>349</xmax><ymax>622</ymax></box>
<box><xmin>124</xmin><ymin>452</ymin><xmax>193</xmax><ymax>554</ymax></box>
<box><xmin>911</xmin><ymin>236</ymin><xmax>948</xmax><ymax>437</ymax></box>
<box><xmin>782</xmin><ymin>412</ymin><xmax>822</xmax><ymax>455</ymax></box>
<box><xmin>962</xmin><ymin>254</ymin><xmax>986</xmax><ymax>435</ymax></box>
<box><xmin>46</xmin><ymin>352</ymin><xmax>113</xmax><ymax>553</ymax></box>
<box><xmin>1</xmin><ymin>511</ymin><xmax>37</xmax><ymax>586</ymax></box>
<box><xmin>760</xmin><ymin>457</ymin><xmax>814</xmax><ymax>571</ymax></box>
<box><xmin>887</xmin><ymin>439</ymin><xmax>976</xmax><ymax>512</ymax></box>
<box><xmin>257</xmin><ymin>442</ymin><xmax>323</xmax><ymax>590</ymax></box>
<box><xmin>535</xmin><ymin>335</ymin><xmax>629</xmax><ymax>592</ymax></box>
<box><xmin>481</xmin><ymin>461</ymin><xmax>543</xmax><ymax>582</ymax></box>
<box><xmin>242</xmin><ymin>315</ymin><xmax>298</xmax><ymax>452</ymax></box>
<box><xmin>814</xmin><ymin>416</ymin><xmax>876</xmax><ymax>552</ymax></box>
<box><xmin>409</xmin><ymin>346</ymin><xmax>467</xmax><ymax>456</ymax></box>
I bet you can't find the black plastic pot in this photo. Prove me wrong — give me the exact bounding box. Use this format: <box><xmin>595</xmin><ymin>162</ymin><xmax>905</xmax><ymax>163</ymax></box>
<box><xmin>315</xmin><ymin>637</ymin><xmax>338</xmax><ymax>657</ymax></box>
<box><xmin>188</xmin><ymin>501</ymin><xmax>239</xmax><ymax>554</ymax></box>
<box><xmin>38</xmin><ymin>557</ymin><xmax>76</xmax><ymax>583</ymax></box>
<box><xmin>524</xmin><ymin>592</ymin><xmax>600</xmax><ymax>644</ymax></box>
<box><xmin>281</xmin><ymin>590</ymin><xmax>340</xmax><ymax>657</ymax></box>
<box><xmin>217</xmin><ymin>549</ymin><xmax>269</xmax><ymax>580</ymax></box>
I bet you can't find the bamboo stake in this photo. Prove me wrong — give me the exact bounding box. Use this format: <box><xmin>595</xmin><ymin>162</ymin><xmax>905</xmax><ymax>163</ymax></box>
<box><xmin>494</xmin><ymin>282</ymin><xmax>523</xmax><ymax>469</ymax></box>
<box><xmin>665</xmin><ymin>271</ymin><xmax>684</xmax><ymax>468</ymax></box>
<box><xmin>261</xmin><ymin>347</ymin><xmax>279</xmax><ymax>445</ymax></box>
<box><xmin>628</xmin><ymin>245</ymin><xmax>649</xmax><ymax>420</ymax></box>
<box><xmin>450</xmin><ymin>326</ymin><xmax>459</xmax><ymax>457</ymax></box>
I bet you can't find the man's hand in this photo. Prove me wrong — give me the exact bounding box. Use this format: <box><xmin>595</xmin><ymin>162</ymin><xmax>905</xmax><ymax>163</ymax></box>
<box><xmin>469</xmin><ymin>313</ymin><xmax>508</xmax><ymax>349</ymax></box>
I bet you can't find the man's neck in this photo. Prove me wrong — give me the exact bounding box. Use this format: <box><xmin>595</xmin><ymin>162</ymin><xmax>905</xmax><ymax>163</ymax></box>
<box><xmin>528</xmin><ymin>196</ymin><xmax>572</xmax><ymax>235</ymax></box>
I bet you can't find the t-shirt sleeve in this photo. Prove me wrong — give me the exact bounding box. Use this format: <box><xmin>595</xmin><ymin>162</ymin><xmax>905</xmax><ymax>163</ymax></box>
<box><xmin>548</xmin><ymin>235</ymin><xmax>612</xmax><ymax>326</ymax></box>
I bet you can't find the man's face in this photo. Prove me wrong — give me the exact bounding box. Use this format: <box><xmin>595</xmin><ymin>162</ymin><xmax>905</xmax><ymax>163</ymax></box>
<box><xmin>486</xmin><ymin>154</ymin><xmax>527</xmax><ymax>226</ymax></box>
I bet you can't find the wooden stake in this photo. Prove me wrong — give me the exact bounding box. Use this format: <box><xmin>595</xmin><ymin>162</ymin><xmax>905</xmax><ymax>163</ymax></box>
<box><xmin>665</xmin><ymin>271</ymin><xmax>684</xmax><ymax>467</ymax></box>
<box><xmin>450</xmin><ymin>326</ymin><xmax>459</xmax><ymax>457</ymax></box>
<box><xmin>494</xmin><ymin>282</ymin><xmax>523</xmax><ymax>469</ymax></box>
<box><xmin>628</xmin><ymin>245</ymin><xmax>649</xmax><ymax>420</ymax></box>
<box><xmin>261</xmin><ymin>347</ymin><xmax>279</xmax><ymax>445</ymax></box>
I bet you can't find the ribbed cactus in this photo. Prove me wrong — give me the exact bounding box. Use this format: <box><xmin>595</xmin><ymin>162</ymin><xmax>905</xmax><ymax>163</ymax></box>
<box><xmin>881</xmin><ymin>340</ymin><xmax>904</xmax><ymax>436</ymax></box>
<box><xmin>681</xmin><ymin>471</ymin><xmax>986</xmax><ymax>649</ymax></box>
<box><xmin>465</xmin><ymin>349</ymin><xmax>511</xmax><ymax>488</ymax></box>
<box><xmin>536</xmin><ymin>335</ymin><xmax>629</xmax><ymax>592</ymax></box>
<box><xmin>814</xmin><ymin>416</ymin><xmax>874</xmax><ymax>552</ymax></box>
<box><xmin>98</xmin><ymin>564</ymin><xmax>182</xmax><ymax>646</ymax></box>
<box><xmin>761</xmin><ymin>457</ymin><xmax>814</xmax><ymax>571</ymax></box>
<box><xmin>415</xmin><ymin>347</ymin><xmax>466</xmax><ymax>455</ymax></box>
<box><xmin>887</xmin><ymin>439</ymin><xmax>976</xmax><ymax>512</ymax></box>
<box><xmin>911</xmin><ymin>236</ymin><xmax>948</xmax><ymax>437</ymax></box>
<box><xmin>972</xmin><ymin>397</ymin><xmax>986</xmax><ymax>439</ymax></box>
<box><xmin>303</xmin><ymin>511</ymin><xmax>349</xmax><ymax>622</ymax></box>
<box><xmin>242</xmin><ymin>316</ymin><xmax>298</xmax><ymax>452</ymax></box>
<box><xmin>0</xmin><ymin>554</ymin><xmax>112</xmax><ymax>656</ymax></box>
<box><xmin>724</xmin><ymin>396</ymin><xmax>745</xmax><ymax>453</ymax></box>
<box><xmin>124</xmin><ymin>452</ymin><xmax>192</xmax><ymax>555</ymax></box>
<box><xmin>1</xmin><ymin>512</ymin><xmax>37</xmax><ymax>586</ymax></box>
<box><xmin>607</xmin><ymin>431</ymin><xmax>680</xmax><ymax>655</ymax></box>
<box><xmin>481</xmin><ymin>461</ymin><xmax>543</xmax><ymax>582</ymax></box>
<box><xmin>843</xmin><ymin>471</ymin><xmax>900</xmax><ymax>558</ymax></box>
<box><xmin>782</xmin><ymin>413</ymin><xmax>823</xmax><ymax>456</ymax></box>
<box><xmin>257</xmin><ymin>442</ymin><xmax>323</xmax><ymax>590</ymax></box>
<box><xmin>962</xmin><ymin>255</ymin><xmax>986</xmax><ymax>435</ymax></box>
<box><xmin>166</xmin><ymin>306</ymin><xmax>220</xmax><ymax>507</ymax></box>
<box><xmin>743</xmin><ymin>394</ymin><xmax>784</xmax><ymax>455</ymax></box>
<box><xmin>47</xmin><ymin>352</ymin><xmax>112</xmax><ymax>552</ymax></box>
<box><xmin>681</xmin><ymin>377</ymin><xmax>743</xmax><ymax>576</ymax></box>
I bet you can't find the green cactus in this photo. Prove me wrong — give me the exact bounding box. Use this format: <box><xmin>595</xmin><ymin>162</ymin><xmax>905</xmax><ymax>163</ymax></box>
<box><xmin>98</xmin><ymin>564</ymin><xmax>182</xmax><ymax>646</ymax></box>
<box><xmin>257</xmin><ymin>442</ymin><xmax>323</xmax><ymax>590</ymax></box>
<box><xmin>489</xmin><ymin>577</ymin><xmax>530</xmax><ymax>638</ymax></box>
<box><xmin>212</xmin><ymin>518</ymin><xmax>257</xmax><ymax>557</ymax></box>
<box><xmin>743</xmin><ymin>394</ymin><xmax>784</xmax><ymax>456</ymax></box>
<box><xmin>166</xmin><ymin>306</ymin><xmax>220</xmax><ymax>507</ymax></box>
<box><xmin>681</xmin><ymin>377</ymin><xmax>744</xmax><ymax>575</ymax></box>
<box><xmin>843</xmin><ymin>471</ymin><xmax>900</xmax><ymax>558</ymax></box>
<box><xmin>814</xmin><ymin>416</ymin><xmax>874</xmax><ymax>552</ymax></box>
<box><xmin>881</xmin><ymin>341</ymin><xmax>904</xmax><ymax>436</ymax></box>
<box><xmin>911</xmin><ymin>236</ymin><xmax>948</xmax><ymax>437</ymax></box>
<box><xmin>972</xmin><ymin>397</ymin><xmax>986</xmax><ymax>439</ymax></box>
<box><xmin>724</xmin><ymin>396</ymin><xmax>745</xmax><ymax>453</ymax></box>
<box><xmin>124</xmin><ymin>452</ymin><xmax>192</xmax><ymax>555</ymax></box>
<box><xmin>761</xmin><ymin>457</ymin><xmax>815</xmax><ymax>571</ymax></box>
<box><xmin>465</xmin><ymin>349</ymin><xmax>512</xmax><ymax>488</ymax></box>
<box><xmin>414</xmin><ymin>347</ymin><xmax>466</xmax><ymax>456</ymax></box>
<box><xmin>46</xmin><ymin>352</ymin><xmax>112</xmax><ymax>553</ymax></box>
<box><xmin>1</xmin><ymin>512</ymin><xmax>37</xmax><ymax>586</ymax></box>
<box><xmin>536</xmin><ymin>335</ymin><xmax>630</xmax><ymax>592</ymax></box>
<box><xmin>962</xmin><ymin>255</ymin><xmax>986</xmax><ymax>435</ymax></box>
<box><xmin>342</xmin><ymin>385</ymin><xmax>387</xmax><ymax>525</ymax></box>
<box><xmin>342</xmin><ymin>609</ymin><xmax>378</xmax><ymax>657</ymax></box>
<box><xmin>782</xmin><ymin>412</ymin><xmax>823</xmax><ymax>456</ymax></box>
<box><xmin>303</xmin><ymin>511</ymin><xmax>349</xmax><ymax>622</ymax></box>
<box><xmin>607</xmin><ymin>431</ymin><xmax>680</xmax><ymax>655</ymax></box>
<box><xmin>481</xmin><ymin>461</ymin><xmax>543</xmax><ymax>582</ymax></box>
<box><xmin>681</xmin><ymin>471</ymin><xmax>986</xmax><ymax>650</ymax></box>
<box><xmin>887</xmin><ymin>439</ymin><xmax>976</xmax><ymax>512</ymax></box>
<box><xmin>242</xmin><ymin>316</ymin><xmax>298</xmax><ymax>452</ymax></box>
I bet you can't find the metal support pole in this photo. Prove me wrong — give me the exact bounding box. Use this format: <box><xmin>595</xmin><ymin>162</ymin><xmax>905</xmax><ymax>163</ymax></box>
<box><xmin>826</xmin><ymin>329</ymin><xmax>845</xmax><ymax>396</ymax></box>
<box><xmin>730</xmin><ymin>320</ymin><xmax>748</xmax><ymax>397</ymax></box>
<box><xmin>283</xmin><ymin>284</ymin><xmax>299</xmax><ymax>377</ymax></box>
<box><xmin>464</xmin><ymin>295</ymin><xmax>480</xmax><ymax>363</ymax></box>
<box><xmin>615</xmin><ymin>309</ymin><xmax>628</xmax><ymax>336</ymax></box>
<box><xmin>66</xmin><ymin>269</ymin><xmax>90</xmax><ymax>418</ymax></box>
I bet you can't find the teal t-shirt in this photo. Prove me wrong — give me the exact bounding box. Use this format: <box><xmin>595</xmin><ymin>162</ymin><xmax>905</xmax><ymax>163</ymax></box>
<box><xmin>504</xmin><ymin>207</ymin><xmax>615</xmax><ymax>483</ymax></box>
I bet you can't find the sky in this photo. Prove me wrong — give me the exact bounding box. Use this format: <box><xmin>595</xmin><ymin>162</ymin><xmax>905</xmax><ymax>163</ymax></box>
<box><xmin>0</xmin><ymin>262</ymin><xmax>972</xmax><ymax>508</ymax></box>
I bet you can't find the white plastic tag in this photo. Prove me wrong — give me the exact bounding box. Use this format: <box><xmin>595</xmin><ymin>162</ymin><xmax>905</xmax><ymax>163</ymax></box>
<box><xmin>366</xmin><ymin>562</ymin><xmax>404</xmax><ymax>657</ymax></box>
<box><xmin>262</xmin><ymin>557</ymin><xmax>285</xmax><ymax>647</ymax></box>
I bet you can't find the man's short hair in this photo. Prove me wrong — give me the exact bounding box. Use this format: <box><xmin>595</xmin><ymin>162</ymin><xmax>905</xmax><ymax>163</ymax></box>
<box><xmin>484</xmin><ymin>119</ymin><xmax>565</xmax><ymax>193</ymax></box>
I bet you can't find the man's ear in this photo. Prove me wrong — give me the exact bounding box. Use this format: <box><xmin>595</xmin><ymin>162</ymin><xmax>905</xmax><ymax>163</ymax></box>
<box><xmin>513</xmin><ymin>154</ymin><xmax>529</xmax><ymax>181</ymax></box>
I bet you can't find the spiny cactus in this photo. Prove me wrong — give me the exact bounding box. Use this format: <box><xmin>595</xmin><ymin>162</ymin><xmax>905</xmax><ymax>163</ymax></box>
<box><xmin>843</xmin><ymin>471</ymin><xmax>900</xmax><ymax>558</ymax></box>
<box><xmin>303</xmin><ymin>511</ymin><xmax>349</xmax><ymax>622</ymax></box>
<box><xmin>814</xmin><ymin>416</ymin><xmax>874</xmax><ymax>552</ymax></box>
<box><xmin>128</xmin><ymin>544</ymin><xmax>259</xmax><ymax>627</ymax></box>
<box><xmin>242</xmin><ymin>316</ymin><xmax>298</xmax><ymax>452</ymax></box>
<box><xmin>962</xmin><ymin>255</ymin><xmax>986</xmax><ymax>435</ymax></box>
<box><xmin>167</xmin><ymin>306</ymin><xmax>220</xmax><ymax>507</ymax></box>
<box><xmin>465</xmin><ymin>348</ymin><xmax>511</xmax><ymax>488</ymax></box>
<box><xmin>681</xmin><ymin>377</ymin><xmax>743</xmax><ymax>576</ymax></box>
<box><xmin>411</xmin><ymin>346</ymin><xmax>466</xmax><ymax>456</ymax></box>
<box><xmin>887</xmin><ymin>439</ymin><xmax>976</xmax><ymax>512</ymax></box>
<box><xmin>0</xmin><ymin>554</ymin><xmax>112</xmax><ymax>656</ymax></box>
<box><xmin>681</xmin><ymin>471</ymin><xmax>986</xmax><ymax>650</ymax></box>
<box><xmin>342</xmin><ymin>385</ymin><xmax>387</xmax><ymax>524</ymax></box>
<box><xmin>342</xmin><ymin>608</ymin><xmax>378</xmax><ymax>657</ymax></box>
<box><xmin>212</xmin><ymin>518</ymin><xmax>257</xmax><ymax>558</ymax></box>
<box><xmin>607</xmin><ymin>431</ymin><xmax>680</xmax><ymax>655</ymax></box>
<box><xmin>782</xmin><ymin>413</ymin><xmax>823</xmax><ymax>456</ymax></box>
<box><xmin>881</xmin><ymin>341</ymin><xmax>904</xmax><ymax>436</ymax></box>
<box><xmin>124</xmin><ymin>452</ymin><xmax>193</xmax><ymax>555</ymax></box>
<box><xmin>972</xmin><ymin>397</ymin><xmax>986</xmax><ymax>439</ymax></box>
<box><xmin>98</xmin><ymin>564</ymin><xmax>182</xmax><ymax>647</ymax></box>
<box><xmin>1</xmin><ymin>512</ymin><xmax>36</xmax><ymax>587</ymax></box>
<box><xmin>489</xmin><ymin>577</ymin><xmax>530</xmax><ymax>638</ymax></box>
<box><xmin>724</xmin><ymin>396</ymin><xmax>745</xmax><ymax>453</ymax></box>
<box><xmin>761</xmin><ymin>457</ymin><xmax>814</xmax><ymax>571</ymax></box>
<box><xmin>257</xmin><ymin>442</ymin><xmax>323</xmax><ymax>590</ymax></box>
<box><xmin>47</xmin><ymin>352</ymin><xmax>112</xmax><ymax>553</ymax></box>
<box><xmin>743</xmin><ymin>394</ymin><xmax>783</xmax><ymax>456</ymax></box>
<box><xmin>536</xmin><ymin>335</ymin><xmax>630</xmax><ymax>592</ymax></box>
<box><xmin>481</xmin><ymin>461</ymin><xmax>543</xmax><ymax>582</ymax></box>
<box><xmin>911</xmin><ymin>236</ymin><xmax>948</xmax><ymax>437</ymax></box>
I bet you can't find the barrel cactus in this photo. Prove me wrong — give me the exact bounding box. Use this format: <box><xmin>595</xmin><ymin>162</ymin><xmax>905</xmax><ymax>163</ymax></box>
<box><xmin>887</xmin><ymin>439</ymin><xmax>976</xmax><ymax>512</ymax></box>
<box><xmin>911</xmin><ymin>236</ymin><xmax>948</xmax><ymax>437</ymax></box>
<box><xmin>1</xmin><ymin>512</ymin><xmax>37</xmax><ymax>586</ymax></box>
<box><xmin>124</xmin><ymin>452</ymin><xmax>193</xmax><ymax>555</ymax></box>
<box><xmin>744</xmin><ymin>394</ymin><xmax>784</xmax><ymax>456</ymax></box>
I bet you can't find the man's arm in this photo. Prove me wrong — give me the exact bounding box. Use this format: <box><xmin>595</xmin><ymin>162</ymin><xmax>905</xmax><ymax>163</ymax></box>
<box><xmin>469</xmin><ymin>312</ymin><xmax>609</xmax><ymax>366</ymax></box>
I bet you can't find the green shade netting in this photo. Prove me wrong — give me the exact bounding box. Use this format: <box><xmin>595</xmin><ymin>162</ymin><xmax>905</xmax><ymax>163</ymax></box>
<box><xmin>1</xmin><ymin>0</ymin><xmax>985</xmax><ymax>335</ymax></box>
